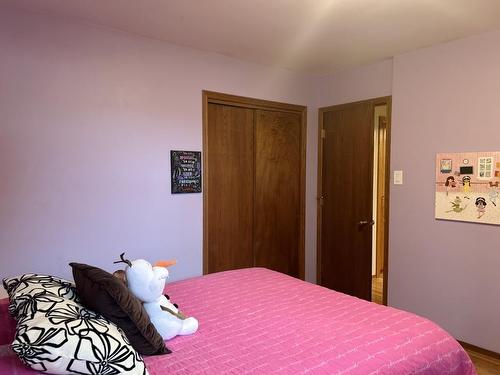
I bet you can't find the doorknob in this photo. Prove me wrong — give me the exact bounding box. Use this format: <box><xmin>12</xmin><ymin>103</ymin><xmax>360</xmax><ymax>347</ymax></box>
<box><xmin>359</xmin><ymin>219</ymin><xmax>375</xmax><ymax>226</ymax></box>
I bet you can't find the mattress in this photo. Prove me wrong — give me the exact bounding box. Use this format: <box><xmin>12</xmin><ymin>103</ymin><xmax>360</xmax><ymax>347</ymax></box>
<box><xmin>0</xmin><ymin>267</ymin><xmax>476</xmax><ymax>374</ymax></box>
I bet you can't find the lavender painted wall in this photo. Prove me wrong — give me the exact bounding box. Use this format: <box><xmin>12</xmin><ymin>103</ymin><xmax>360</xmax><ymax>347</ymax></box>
<box><xmin>0</xmin><ymin>8</ymin><xmax>318</xmax><ymax>284</ymax></box>
<box><xmin>316</xmin><ymin>59</ymin><xmax>393</xmax><ymax>108</ymax></box>
<box><xmin>390</xmin><ymin>30</ymin><xmax>500</xmax><ymax>353</ymax></box>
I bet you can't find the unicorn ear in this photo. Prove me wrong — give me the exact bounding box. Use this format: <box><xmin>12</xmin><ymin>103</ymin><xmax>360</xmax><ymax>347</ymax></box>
<box><xmin>154</xmin><ymin>260</ymin><xmax>177</xmax><ymax>268</ymax></box>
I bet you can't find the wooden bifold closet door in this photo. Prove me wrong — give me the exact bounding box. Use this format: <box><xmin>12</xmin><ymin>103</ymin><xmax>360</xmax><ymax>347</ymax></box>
<box><xmin>203</xmin><ymin>91</ymin><xmax>306</xmax><ymax>279</ymax></box>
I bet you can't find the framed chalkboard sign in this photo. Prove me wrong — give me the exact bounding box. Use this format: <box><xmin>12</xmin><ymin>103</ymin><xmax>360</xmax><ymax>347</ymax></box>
<box><xmin>170</xmin><ymin>150</ymin><xmax>202</xmax><ymax>194</ymax></box>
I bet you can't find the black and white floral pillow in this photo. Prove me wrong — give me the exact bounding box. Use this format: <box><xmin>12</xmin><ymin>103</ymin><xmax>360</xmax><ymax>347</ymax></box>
<box><xmin>4</xmin><ymin>274</ymin><xmax>79</xmax><ymax>303</ymax></box>
<box><xmin>3</xmin><ymin>274</ymin><xmax>148</xmax><ymax>375</ymax></box>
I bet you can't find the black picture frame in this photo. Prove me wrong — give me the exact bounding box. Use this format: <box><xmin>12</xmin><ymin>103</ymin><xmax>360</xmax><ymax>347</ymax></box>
<box><xmin>170</xmin><ymin>150</ymin><xmax>202</xmax><ymax>194</ymax></box>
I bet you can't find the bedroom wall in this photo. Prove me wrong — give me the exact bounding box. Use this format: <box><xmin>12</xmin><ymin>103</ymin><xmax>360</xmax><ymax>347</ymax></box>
<box><xmin>0</xmin><ymin>8</ymin><xmax>319</xmax><ymax>286</ymax></box>
<box><xmin>316</xmin><ymin>59</ymin><xmax>393</xmax><ymax>108</ymax></box>
<box><xmin>390</xmin><ymin>29</ymin><xmax>500</xmax><ymax>353</ymax></box>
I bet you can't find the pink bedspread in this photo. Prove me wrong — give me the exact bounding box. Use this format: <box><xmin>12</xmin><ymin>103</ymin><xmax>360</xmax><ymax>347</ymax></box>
<box><xmin>1</xmin><ymin>268</ymin><xmax>476</xmax><ymax>374</ymax></box>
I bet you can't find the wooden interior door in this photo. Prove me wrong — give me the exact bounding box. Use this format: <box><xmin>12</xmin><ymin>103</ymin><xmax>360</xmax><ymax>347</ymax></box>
<box><xmin>319</xmin><ymin>101</ymin><xmax>374</xmax><ymax>301</ymax></box>
<box><xmin>205</xmin><ymin>103</ymin><xmax>255</xmax><ymax>273</ymax></box>
<box><xmin>254</xmin><ymin>110</ymin><xmax>301</xmax><ymax>277</ymax></box>
<box><xmin>203</xmin><ymin>91</ymin><xmax>306</xmax><ymax>278</ymax></box>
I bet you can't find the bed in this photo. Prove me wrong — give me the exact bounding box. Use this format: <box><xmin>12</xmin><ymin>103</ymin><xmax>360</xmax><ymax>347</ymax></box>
<box><xmin>0</xmin><ymin>267</ymin><xmax>476</xmax><ymax>374</ymax></box>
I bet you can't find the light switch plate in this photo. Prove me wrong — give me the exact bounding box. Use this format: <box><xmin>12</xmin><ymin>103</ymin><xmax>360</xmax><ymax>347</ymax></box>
<box><xmin>394</xmin><ymin>170</ymin><xmax>403</xmax><ymax>185</ymax></box>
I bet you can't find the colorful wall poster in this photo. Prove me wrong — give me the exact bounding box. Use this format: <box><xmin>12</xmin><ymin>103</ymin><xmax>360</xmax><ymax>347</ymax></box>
<box><xmin>435</xmin><ymin>151</ymin><xmax>500</xmax><ymax>225</ymax></box>
<box><xmin>170</xmin><ymin>150</ymin><xmax>202</xmax><ymax>194</ymax></box>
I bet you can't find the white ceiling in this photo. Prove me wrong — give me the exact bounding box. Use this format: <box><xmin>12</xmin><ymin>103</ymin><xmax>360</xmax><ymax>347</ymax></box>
<box><xmin>3</xmin><ymin>0</ymin><xmax>500</xmax><ymax>74</ymax></box>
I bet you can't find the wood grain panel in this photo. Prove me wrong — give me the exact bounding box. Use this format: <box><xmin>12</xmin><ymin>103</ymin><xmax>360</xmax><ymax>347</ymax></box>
<box><xmin>203</xmin><ymin>91</ymin><xmax>306</xmax><ymax>279</ymax></box>
<box><xmin>254</xmin><ymin>110</ymin><xmax>301</xmax><ymax>277</ymax></box>
<box><xmin>206</xmin><ymin>103</ymin><xmax>254</xmax><ymax>273</ymax></box>
<box><xmin>320</xmin><ymin>102</ymin><xmax>374</xmax><ymax>300</ymax></box>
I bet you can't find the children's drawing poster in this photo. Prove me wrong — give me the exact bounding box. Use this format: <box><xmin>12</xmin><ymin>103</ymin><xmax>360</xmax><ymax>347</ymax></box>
<box><xmin>435</xmin><ymin>151</ymin><xmax>500</xmax><ymax>225</ymax></box>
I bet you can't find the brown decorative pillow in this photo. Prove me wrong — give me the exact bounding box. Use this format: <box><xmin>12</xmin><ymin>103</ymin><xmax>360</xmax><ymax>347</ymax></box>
<box><xmin>70</xmin><ymin>262</ymin><xmax>169</xmax><ymax>356</ymax></box>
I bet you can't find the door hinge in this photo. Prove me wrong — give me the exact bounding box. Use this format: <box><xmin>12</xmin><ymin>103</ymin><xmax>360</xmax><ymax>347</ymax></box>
<box><xmin>319</xmin><ymin>195</ymin><xmax>324</xmax><ymax>206</ymax></box>
<box><xmin>321</xmin><ymin>128</ymin><xmax>326</xmax><ymax>139</ymax></box>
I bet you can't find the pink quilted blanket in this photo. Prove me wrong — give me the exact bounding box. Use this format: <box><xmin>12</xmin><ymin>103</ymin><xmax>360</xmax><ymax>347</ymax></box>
<box><xmin>1</xmin><ymin>268</ymin><xmax>476</xmax><ymax>374</ymax></box>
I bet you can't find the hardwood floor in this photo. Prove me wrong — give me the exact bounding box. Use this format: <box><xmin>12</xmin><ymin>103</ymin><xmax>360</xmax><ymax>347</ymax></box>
<box><xmin>371</xmin><ymin>276</ymin><xmax>383</xmax><ymax>305</ymax></box>
<box><xmin>465</xmin><ymin>347</ymin><xmax>500</xmax><ymax>374</ymax></box>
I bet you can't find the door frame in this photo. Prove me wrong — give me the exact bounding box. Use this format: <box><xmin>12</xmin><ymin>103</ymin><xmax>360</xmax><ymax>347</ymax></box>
<box><xmin>376</xmin><ymin>115</ymin><xmax>388</xmax><ymax>278</ymax></box>
<box><xmin>202</xmin><ymin>90</ymin><xmax>307</xmax><ymax>279</ymax></box>
<box><xmin>316</xmin><ymin>96</ymin><xmax>392</xmax><ymax>305</ymax></box>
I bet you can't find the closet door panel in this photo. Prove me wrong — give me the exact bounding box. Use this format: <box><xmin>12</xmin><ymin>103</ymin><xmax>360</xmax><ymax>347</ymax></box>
<box><xmin>254</xmin><ymin>110</ymin><xmax>301</xmax><ymax>277</ymax></box>
<box><xmin>206</xmin><ymin>103</ymin><xmax>254</xmax><ymax>273</ymax></box>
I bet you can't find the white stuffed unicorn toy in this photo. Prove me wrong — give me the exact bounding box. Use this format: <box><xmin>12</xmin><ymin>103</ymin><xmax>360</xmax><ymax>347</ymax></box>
<box><xmin>113</xmin><ymin>253</ymin><xmax>198</xmax><ymax>340</ymax></box>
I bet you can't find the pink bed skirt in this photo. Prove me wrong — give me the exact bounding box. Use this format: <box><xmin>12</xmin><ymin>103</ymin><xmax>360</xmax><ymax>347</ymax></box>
<box><xmin>1</xmin><ymin>268</ymin><xmax>476</xmax><ymax>374</ymax></box>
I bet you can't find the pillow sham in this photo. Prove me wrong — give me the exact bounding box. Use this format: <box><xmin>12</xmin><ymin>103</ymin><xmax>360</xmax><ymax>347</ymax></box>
<box><xmin>3</xmin><ymin>273</ymin><xmax>79</xmax><ymax>306</ymax></box>
<box><xmin>70</xmin><ymin>263</ymin><xmax>169</xmax><ymax>356</ymax></box>
<box><xmin>3</xmin><ymin>273</ymin><xmax>148</xmax><ymax>375</ymax></box>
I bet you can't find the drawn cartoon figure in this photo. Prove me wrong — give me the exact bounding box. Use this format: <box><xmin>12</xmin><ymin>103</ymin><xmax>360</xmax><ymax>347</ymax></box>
<box><xmin>475</xmin><ymin>197</ymin><xmax>487</xmax><ymax>219</ymax></box>
<box><xmin>445</xmin><ymin>176</ymin><xmax>456</xmax><ymax>196</ymax></box>
<box><xmin>489</xmin><ymin>181</ymin><xmax>499</xmax><ymax>207</ymax></box>
<box><xmin>447</xmin><ymin>196</ymin><xmax>467</xmax><ymax>213</ymax></box>
<box><xmin>462</xmin><ymin>176</ymin><xmax>471</xmax><ymax>199</ymax></box>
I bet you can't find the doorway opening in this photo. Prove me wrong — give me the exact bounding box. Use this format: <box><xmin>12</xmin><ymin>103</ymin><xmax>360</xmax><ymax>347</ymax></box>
<box><xmin>371</xmin><ymin>104</ymin><xmax>388</xmax><ymax>305</ymax></box>
<box><xmin>317</xmin><ymin>97</ymin><xmax>391</xmax><ymax>305</ymax></box>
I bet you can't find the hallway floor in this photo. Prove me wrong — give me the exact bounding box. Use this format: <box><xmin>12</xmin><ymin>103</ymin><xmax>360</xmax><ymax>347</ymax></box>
<box><xmin>371</xmin><ymin>276</ymin><xmax>383</xmax><ymax>305</ymax></box>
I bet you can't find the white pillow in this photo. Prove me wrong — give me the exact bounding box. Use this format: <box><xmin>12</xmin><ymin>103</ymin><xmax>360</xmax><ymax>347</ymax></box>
<box><xmin>3</xmin><ymin>274</ymin><xmax>148</xmax><ymax>375</ymax></box>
